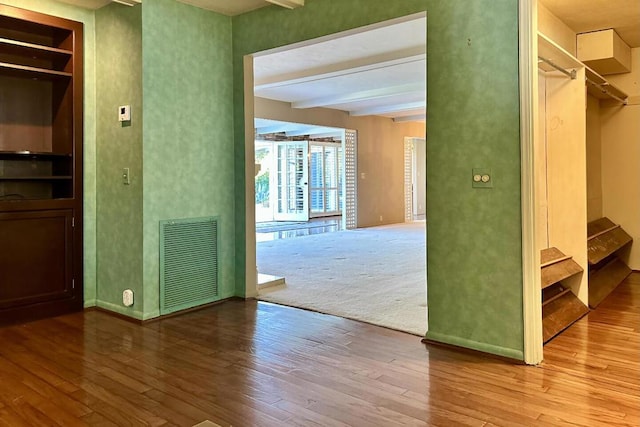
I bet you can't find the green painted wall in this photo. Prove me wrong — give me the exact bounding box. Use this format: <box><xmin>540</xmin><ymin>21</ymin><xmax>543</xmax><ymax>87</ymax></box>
<box><xmin>4</xmin><ymin>0</ymin><xmax>98</xmax><ymax>307</ymax></box>
<box><xmin>95</xmin><ymin>4</ymin><xmax>144</xmax><ymax>318</ymax></box>
<box><xmin>232</xmin><ymin>0</ymin><xmax>524</xmax><ymax>359</ymax></box>
<box><xmin>421</xmin><ymin>0</ymin><xmax>523</xmax><ymax>359</ymax></box>
<box><xmin>141</xmin><ymin>0</ymin><xmax>235</xmax><ymax>319</ymax></box>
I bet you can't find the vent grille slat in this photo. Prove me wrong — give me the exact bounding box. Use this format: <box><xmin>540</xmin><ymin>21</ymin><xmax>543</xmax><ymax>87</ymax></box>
<box><xmin>160</xmin><ymin>217</ymin><xmax>219</xmax><ymax>315</ymax></box>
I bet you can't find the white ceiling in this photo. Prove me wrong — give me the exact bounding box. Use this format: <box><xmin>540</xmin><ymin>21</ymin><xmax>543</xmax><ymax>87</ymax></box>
<box><xmin>255</xmin><ymin>118</ymin><xmax>342</xmax><ymax>140</ymax></box>
<box><xmin>55</xmin><ymin>0</ymin><xmax>270</xmax><ymax>15</ymax></box>
<box><xmin>540</xmin><ymin>0</ymin><xmax>640</xmax><ymax>47</ymax></box>
<box><xmin>54</xmin><ymin>0</ymin><xmax>637</xmax><ymax>134</ymax></box>
<box><xmin>253</xmin><ymin>15</ymin><xmax>426</xmax><ymax>123</ymax></box>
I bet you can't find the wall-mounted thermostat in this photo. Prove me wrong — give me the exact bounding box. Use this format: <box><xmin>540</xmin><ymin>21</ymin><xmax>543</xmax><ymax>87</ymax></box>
<box><xmin>118</xmin><ymin>105</ymin><xmax>131</xmax><ymax>122</ymax></box>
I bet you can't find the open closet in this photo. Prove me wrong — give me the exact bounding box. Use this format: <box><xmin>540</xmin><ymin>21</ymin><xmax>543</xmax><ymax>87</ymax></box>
<box><xmin>535</xmin><ymin>1</ymin><xmax>638</xmax><ymax>343</ymax></box>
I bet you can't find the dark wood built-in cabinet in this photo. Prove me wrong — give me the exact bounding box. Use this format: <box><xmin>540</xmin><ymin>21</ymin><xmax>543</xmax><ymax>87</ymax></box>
<box><xmin>0</xmin><ymin>5</ymin><xmax>83</xmax><ymax>324</ymax></box>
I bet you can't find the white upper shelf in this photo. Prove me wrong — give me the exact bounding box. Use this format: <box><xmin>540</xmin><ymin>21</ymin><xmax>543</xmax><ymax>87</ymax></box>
<box><xmin>537</xmin><ymin>32</ymin><xmax>628</xmax><ymax>104</ymax></box>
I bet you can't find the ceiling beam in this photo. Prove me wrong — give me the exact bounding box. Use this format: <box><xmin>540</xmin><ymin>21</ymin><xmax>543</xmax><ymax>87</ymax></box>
<box><xmin>291</xmin><ymin>82</ymin><xmax>424</xmax><ymax>109</ymax></box>
<box><xmin>255</xmin><ymin>124</ymin><xmax>296</xmax><ymax>133</ymax></box>
<box><xmin>284</xmin><ymin>127</ymin><xmax>341</xmax><ymax>137</ymax></box>
<box><xmin>393</xmin><ymin>114</ymin><xmax>426</xmax><ymax>123</ymax></box>
<box><xmin>255</xmin><ymin>48</ymin><xmax>425</xmax><ymax>89</ymax></box>
<box><xmin>349</xmin><ymin>101</ymin><xmax>426</xmax><ymax>117</ymax></box>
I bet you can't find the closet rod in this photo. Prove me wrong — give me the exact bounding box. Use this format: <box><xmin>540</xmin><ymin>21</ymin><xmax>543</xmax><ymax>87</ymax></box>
<box><xmin>586</xmin><ymin>78</ymin><xmax>628</xmax><ymax>105</ymax></box>
<box><xmin>538</xmin><ymin>56</ymin><xmax>577</xmax><ymax>79</ymax></box>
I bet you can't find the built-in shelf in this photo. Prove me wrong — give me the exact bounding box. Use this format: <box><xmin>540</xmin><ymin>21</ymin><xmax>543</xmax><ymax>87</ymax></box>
<box><xmin>540</xmin><ymin>247</ymin><xmax>589</xmax><ymax>344</ymax></box>
<box><xmin>542</xmin><ymin>287</ymin><xmax>571</xmax><ymax>307</ymax></box>
<box><xmin>587</xmin><ymin>217</ymin><xmax>633</xmax><ymax>265</ymax></box>
<box><xmin>541</xmin><ymin>247</ymin><xmax>584</xmax><ymax>289</ymax></box>
<box><xmin>0</xmin><ymin>37</ymin><xmax>72</xmax><ymax>59</ymax></box>
<box><xmin>0</xmin><ymin>61</ymin><xmax>72</xmax><ymax>79</ymax></box>
<box><xmin>0</xmin><ymin>176</ymin><xmax>72</xmax><ymax>180</ymax></box>
<box><xmin>587</xmin><ymin>217</ymin><xmax>632</xmax><ymax>308</ymax></box>
<box><xmin>585</xmin><ymin>67</ymin><xmax>628</xmax><ymax>103</ymax></box>
<box><xmin>0</xmin><ymin>150</ymin><xmax>72</xmax><ymax>160</ymax></box>
<box><xmin>537</xmin><ymin>32</ymin><xmax>628</xmax><ymax>105</ymax></box>
<box><xmin>542</xmin><ymin>287</ymin><xmax>590</xmax><ymax>343</ymax></box>
<box><xmin>0</xmin><ymin>4</ymin><xmax>84</xmax><ymax>325</ymax></box>
<box><xmin>538</xmin><ymin>32</ymin><xmax>582</xmax><ymax>72</ymax></box>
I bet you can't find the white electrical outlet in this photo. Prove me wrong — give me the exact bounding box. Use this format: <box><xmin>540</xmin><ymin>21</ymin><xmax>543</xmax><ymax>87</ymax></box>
<box><xmin>123</xmin><ymin>289</ymin><xmax>134</xmax><ymax>307</ymax></box>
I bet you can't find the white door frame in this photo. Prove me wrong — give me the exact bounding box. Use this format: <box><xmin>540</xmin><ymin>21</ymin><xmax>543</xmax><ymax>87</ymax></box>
<box><xmin>519</xmin><ymin>0</ymin><xmax>543</xmax><ymax>364</ymax></box>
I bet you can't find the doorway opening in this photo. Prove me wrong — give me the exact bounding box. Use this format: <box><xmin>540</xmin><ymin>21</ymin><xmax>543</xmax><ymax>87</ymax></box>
<box><xmin>245</xmin><ymin>13</ymin><xmax>427</xmax><ymax>335</ymax></box>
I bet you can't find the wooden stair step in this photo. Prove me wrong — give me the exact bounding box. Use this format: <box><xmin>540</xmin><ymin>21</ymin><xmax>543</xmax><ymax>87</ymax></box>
<box><xmin>542</xmin><ymin>290</ymin><xmax>589</xmax><ymax>343</ymax></box>
<box><xmin>540</xmin><ymin>247</ymin><xmax>583</xmax><ymax>289</ymax></box>
<box><xmin>588</xmin><ymin>257</ymin><xmax>631</xmax><ymax>308</ymax></box>
<box><xmin>587</xmin><ymin>217</ymin><xmax>632</xmax><ymax>265</ymax></box>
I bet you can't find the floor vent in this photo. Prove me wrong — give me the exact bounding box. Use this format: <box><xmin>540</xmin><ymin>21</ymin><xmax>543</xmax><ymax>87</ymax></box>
<box><xmin>160</xmin><ymin>217</ymin><xmax>219</xmax><ymax>315</ymax></box>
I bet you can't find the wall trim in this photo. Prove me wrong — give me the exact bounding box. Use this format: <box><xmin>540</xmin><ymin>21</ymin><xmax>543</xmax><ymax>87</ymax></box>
<box><xmin>519</xmin><ymin>0</ymin><xmax>544</xmax><ymax>365</ymax></box>
<box><xmin>244</xmin><ymin>54</ymin><xmax>258</xmax><ymax>299</ymax></box>
<box><xmin>424</xmin><ymin>331</ymin><xmax>524</xmax><ymax>361</ymax></box>
<box><xmin>96</xmin><ymin>300</ymin><xmax>145</xmax><ymax>321</ymax></box>
<box><xmin>92</xmin><ymin>297</ymin><xmax>242</xmax><ymax>324</ymax></box>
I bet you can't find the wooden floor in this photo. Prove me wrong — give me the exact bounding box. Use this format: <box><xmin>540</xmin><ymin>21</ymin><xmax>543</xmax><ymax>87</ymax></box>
<box><xmin>0</xmin><ymin>274</ymin><xmax>638</xmax><ymax>426</ymax></box>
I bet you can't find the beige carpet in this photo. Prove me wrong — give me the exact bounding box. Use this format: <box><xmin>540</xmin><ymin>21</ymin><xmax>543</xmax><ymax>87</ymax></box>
<box><xmin>257</xmin><ymin>222</ymin><xmax>427</xmax><ymax>336</ymax></box>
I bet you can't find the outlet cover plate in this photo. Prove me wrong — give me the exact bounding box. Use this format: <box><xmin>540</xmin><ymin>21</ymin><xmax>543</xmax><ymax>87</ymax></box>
<box><xmin>472</xmin><ymin>168</ymin><xmax>493</xmax><ymax>188</ymax></box>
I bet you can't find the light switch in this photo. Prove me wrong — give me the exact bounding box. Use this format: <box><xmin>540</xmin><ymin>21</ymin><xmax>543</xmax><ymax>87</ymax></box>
<box><xmin>118</xmin><ymin>105</ymin><xmax>131</xmax><ymax>122</ymax></box>
<box><xmin>122</xmin><ymin>168</ymin><xmax>130</xmax><ymax>185</ymax></box>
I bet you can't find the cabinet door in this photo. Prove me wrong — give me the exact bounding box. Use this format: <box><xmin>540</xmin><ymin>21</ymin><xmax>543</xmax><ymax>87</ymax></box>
<box><xmin>0</xmin><ymin>209</ymin><xmax>74</xmax><ymax>309</ymax></box>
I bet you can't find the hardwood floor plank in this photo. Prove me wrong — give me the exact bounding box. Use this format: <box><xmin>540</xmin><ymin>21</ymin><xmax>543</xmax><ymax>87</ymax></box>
<box><xmin>0</xmin><ymin>406</ymin><xmax>34</xmax><ymax>427</ymax></box>
<box><xmin>0</xmin><ymin>277</ymin><xmax>637</xmax><ymax>426</ymax></box>
<box><xmin>78</xmin><ymin>412</ymin><xmax>119</xmax><ymax>427</ymax></box>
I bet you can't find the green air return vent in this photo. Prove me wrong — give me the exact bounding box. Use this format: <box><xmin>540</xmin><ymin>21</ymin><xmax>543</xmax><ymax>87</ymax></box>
<box><xmin>160</xmin><ymin>217</ymin><xmax>219</xmax><ymax>315</ymax></box>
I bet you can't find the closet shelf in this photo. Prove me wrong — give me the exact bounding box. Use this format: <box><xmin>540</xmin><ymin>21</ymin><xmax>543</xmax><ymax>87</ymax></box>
<box><xmin>537</xmin><ymin>32</ymin><xmax>628</xmax><ymax>105</ymax></box>
<box><xmin>540</xmin><ymin>247</ymin><xmax>589</xmax><ymax>343</ymax></box>
<box><xmin>587</xmin><ymin>217</ymin><xmax>633</xmax><ymax>308</ymax></box>
<box><xmin>585</xmin><ymin>67</ymin><xmax>628</xmax><ymax>104</ymax></box>
<box><xmin>587</xmin><ymin>217</ymin><xmax>632</xmax><ymax>265</ymax></box>
<box><xmin>542</xmin><ymin>283</ymin><xmax>589</xmax><ymax>343</ymax></box>
<box><xmin>589</xmin><ymin>258</ymin><xmax>631</xmax><ymax>308</ymax></box>
<box><xmin>538</xmin><ymin>32</ymin><xmax>582</xmax><ymax>73</ymax></box>
<box><xmin>541</xmin><ymin>247</ymin><xmax>583</xmax><ymax>289</ymax></box>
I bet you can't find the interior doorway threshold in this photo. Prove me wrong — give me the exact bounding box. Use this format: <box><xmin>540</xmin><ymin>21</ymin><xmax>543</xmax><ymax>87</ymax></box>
<box><xmin>258</xmin><ymin>273</ymin><xmax>286</xmax><ymax>290</ymax></box>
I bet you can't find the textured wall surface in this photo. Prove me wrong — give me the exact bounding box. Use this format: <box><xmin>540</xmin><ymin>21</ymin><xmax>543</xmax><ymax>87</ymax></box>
<box><xmin>600</xmin><ymin>48</ymin><xmax>640</xmax><ymax>270</ymax></box>
<box><xmin>3</xmin><ymin>0</ymin><xmax>97</xmax><ymax>306</ymax></box>
<box><xmin>141</xmin><ymin>0</ymin><xmax>235</xmax><ymax>318</ymax></box>
<box><xmin>233</xmin><ymin>0</ymin><xmax>524</xmax><ymax>359</ymax></box>
<box><xmin>95</xmin><ymin>4</ymin><xmax>144</xmax><ymax>318</ymax></box>
<box><xmin>6</xmin><ymin>0</ymin><xmax>525</xmax><ymax>358</ymax></box>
